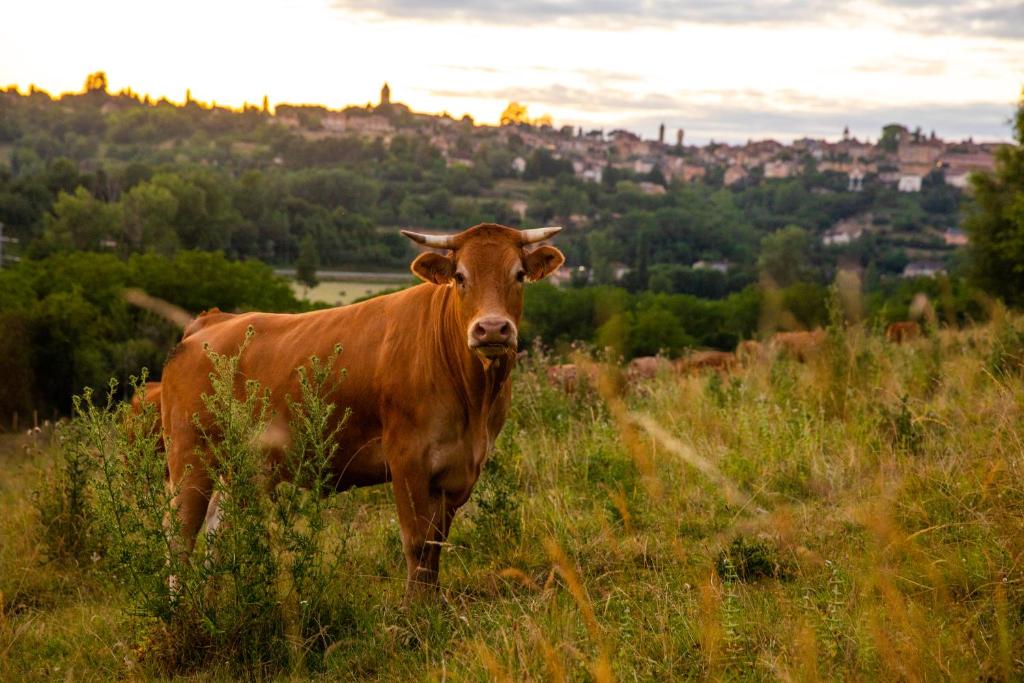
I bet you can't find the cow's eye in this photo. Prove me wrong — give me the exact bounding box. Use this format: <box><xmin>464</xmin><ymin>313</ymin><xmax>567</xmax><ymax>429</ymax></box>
<box><xmin>454</xmin><ymin>272</ymin><xmax>466</xmax><ymax>285</ymax></box>
<box><xmin>515</xmin><ymin>270</ymin><xmax>526</xmax><ymax>283</ymax></box>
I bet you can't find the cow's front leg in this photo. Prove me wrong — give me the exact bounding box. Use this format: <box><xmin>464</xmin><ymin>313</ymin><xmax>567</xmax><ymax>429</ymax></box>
<box><xmin>390</xmin><ymin>462</ymin><xmax>457</xmax><ymax>600</ymax></box>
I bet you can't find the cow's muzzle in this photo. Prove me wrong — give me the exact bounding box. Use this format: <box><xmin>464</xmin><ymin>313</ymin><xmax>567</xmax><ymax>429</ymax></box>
<box><xmin>469</xmin><ymin>317</ymin><xmax>517</xmax><ymax>356</ymax></box>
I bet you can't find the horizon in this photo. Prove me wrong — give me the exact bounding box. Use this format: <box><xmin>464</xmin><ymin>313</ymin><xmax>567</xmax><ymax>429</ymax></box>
<box><xmin>4</xmin><ymin>76</ymin><xmax>1017</xmax><ymax>148</ymax></box>
<box><xmin>1</xmin><ymin>0</ymin><xmax>1021</xmax><ymax>144</ymax></box>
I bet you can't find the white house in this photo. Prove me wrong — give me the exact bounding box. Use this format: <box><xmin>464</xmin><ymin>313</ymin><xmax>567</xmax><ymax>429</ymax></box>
<box><xmin>847</xmin><ymin>167</ymin><xmax>865</xmax><ymax>192</ymax></box>
<box><xmin>693</xmin><ymin>260</ymin><xmax>729</xmax><ymax>274</ymax></box>
<box><xmin>897</xmin><ymin>175</ymin><xmax>923</xmax><ymax>192</ymax></box>
<box><xmin>902</xmin><ymin>261</ymin><xmax>946</xmax><ymax>278</ymax></box>
<box><xmin>822</xmin><ymin>227</ymin><xmax>863</xmax><ymax>246</ymax></box>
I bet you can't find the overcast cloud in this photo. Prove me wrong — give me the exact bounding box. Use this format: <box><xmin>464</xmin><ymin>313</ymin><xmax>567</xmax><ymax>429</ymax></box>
<box><xmin>332</xmin><ymin>0</ymin><xmax>1024</xmax><ymax>39</ymax></box>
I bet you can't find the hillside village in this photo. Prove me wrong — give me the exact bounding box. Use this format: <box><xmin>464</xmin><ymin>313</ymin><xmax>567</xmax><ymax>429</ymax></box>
<box><xmin>268</xmin><ymin>84</ymin><xmax>1000</xmax><ymax>277</ymax></box>
<box><xmin>0</xmin><ymin>78</ymin><xmax>1006</xmax><ymax>288</ymax></box>
<box><xmin>277</xmin><ymin>84</ymin><xmax>1000</xmax><ymax>197</ymax></box>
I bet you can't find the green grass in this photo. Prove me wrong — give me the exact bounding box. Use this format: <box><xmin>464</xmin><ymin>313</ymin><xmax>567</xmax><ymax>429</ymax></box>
<box><xmin>2</xmin><ymin>318</ymin><xmax>1023</xmax><ymax>680</ymax></box>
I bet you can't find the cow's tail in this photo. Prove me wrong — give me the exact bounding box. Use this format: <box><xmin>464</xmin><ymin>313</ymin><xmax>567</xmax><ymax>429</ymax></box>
<box><xmin>122</xmin><ymin>288</ymin><xmax>193</xmax><ymax>330</ymax></box>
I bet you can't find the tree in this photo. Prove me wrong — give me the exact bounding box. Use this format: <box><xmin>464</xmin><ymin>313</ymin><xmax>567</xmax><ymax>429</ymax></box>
<box><xmin>295</xmin><ymin>233</ymin><xmax>320</xmax><ymax>290</ymax></box>
<box><xmin>879</xmin><ymin>124</ymin><xmax>904</xmax><ymax>153</ymax></box>
<box><xmin>757</xmin><ymin>225</ymin><xmax>814</xmax><ymax>288</ymax></box>
<box><xmin>120</xmin><ymin>181</ymin><xmax>180</xmax><ymax>255</ymax></box>
<box><xmin>964</xmin><ymin>95</ymin><xmax>1024</xmax><ymax>306</ymax></box>
<box><xmin>500</xmin><ymin>102</ymin><xmax>529</xmax><ymax>126</ymax></box>
<box><xmin>84</xmin><ymin>71</ymin><xmax>108</xmax><ymax>94</ymax></box>
<box><xmin>42</xmin><ymin>187</ymin><xmax>123</xmax><ymax>251</ymax></box>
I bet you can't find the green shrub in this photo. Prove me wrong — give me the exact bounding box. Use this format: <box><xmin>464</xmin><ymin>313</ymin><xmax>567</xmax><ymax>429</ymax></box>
<box><xmin>39</xmin><ymin>330</ymin><xmax>353</xmax><ymax>676</ymax></box>
<box><xmin>35</xmin><ymin>408</ymin><xmax>103</xmax><ymax>564</ymax></box>
<box><xmin>716</xmin><ymin>535</ymin><xmax>789</xmax><ymax>582</ymax></box>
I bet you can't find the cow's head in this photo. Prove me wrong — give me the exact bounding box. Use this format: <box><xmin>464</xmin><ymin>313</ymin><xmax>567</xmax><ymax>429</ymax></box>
<box><xmin>401</xmin><ymin>223</ymin><xmax>564</xmax><ymax>358</ymax></box>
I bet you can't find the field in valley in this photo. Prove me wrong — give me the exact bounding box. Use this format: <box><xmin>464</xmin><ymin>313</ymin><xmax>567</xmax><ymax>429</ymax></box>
<box><xmin>1</xmin><ymin>315</ymin><xmax>1022</xmax><ymax>680</ymax></box>
<box><xmin>292</xmin><ymin>279</ymin><xmax>408</xmax><ymax>307</ymax></box>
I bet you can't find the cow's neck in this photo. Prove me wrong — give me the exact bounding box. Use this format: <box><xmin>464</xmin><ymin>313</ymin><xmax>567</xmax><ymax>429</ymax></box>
<box><xmin>436</xmin><ymin>286</ymin><xmax>514</xmax><ymax>420</ymax></box>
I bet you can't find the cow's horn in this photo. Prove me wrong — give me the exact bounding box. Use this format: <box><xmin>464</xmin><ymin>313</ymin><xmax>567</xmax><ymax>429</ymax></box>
<box><xmin>520</xmin><ymin>226</ymin><xmax>562</xmax><ymax>244</ymax></box>
<box><xmin>400</xmin><ymin>229</ymin><xmax>457</xmax><ymax>249</ymax></box>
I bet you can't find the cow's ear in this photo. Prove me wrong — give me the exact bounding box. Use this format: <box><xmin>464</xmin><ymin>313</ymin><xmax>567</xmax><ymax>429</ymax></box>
<box><xmin>524</xmin><ymin>245</ymin><xmax>565</xmax><ymax>282</ymax></box>
<box><xmin>411</xmin><ymin>252</ymin><xmax>455</xmax><ymax>284</ymax></box>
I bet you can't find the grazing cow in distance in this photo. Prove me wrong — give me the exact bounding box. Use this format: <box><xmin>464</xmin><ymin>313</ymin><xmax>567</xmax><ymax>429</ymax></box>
<box><xmin>770</xmin><ymin>329</ymin><xmax>826</xmax><ymax>362</ymax></box>
<box><xmin>159</xmin><ymin>223</ymin><xmax>564</xmax><ymax>598</ymax></box>
<box><xmin>676</xmin><ymin>350</ymin><xmax>737</xmax><ymax>374</ymax></box>
<box><xmin>885</xmin><ymin>321</ymin><xmax>921</xmax><ymax>343</ymax></box>
<box><xmin>736</xmin><ymin>339</ymin><xmax>764</xmax><ymax>363</ymax></box>
<box><xmin>546</xmin><ymin>363</ymin><xmax>599</xmax><ymax>394</ymax></box>
<box><xmin>627</xmin><ymin>356</ymin><xmax>671</xmax><ymax>382</ymax></box>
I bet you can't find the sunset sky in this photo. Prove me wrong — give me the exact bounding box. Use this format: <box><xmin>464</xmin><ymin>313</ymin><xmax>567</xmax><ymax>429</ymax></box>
<box><xmin>2</xmin><ymin>0</ymin><xmax>1021</xmax><ymax>143</ymax></box>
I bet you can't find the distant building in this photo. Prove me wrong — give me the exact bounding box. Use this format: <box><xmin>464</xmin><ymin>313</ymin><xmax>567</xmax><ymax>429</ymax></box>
<box><xmin>902</xmin><ymin>261</ymin><xmax>946</xmax><ymax>278</ymax></box>
<box><xmin>822</xmin><ymin>226</ymin><xmax>863</xmax><ymax>246</ymax></box>
<box><xmin>633</xmin><ymin>158</ymin><xmax>656</xmax><ymax>175</ymax></box>
<box><xmin>723</xmin><ymin>165</ymin><xmax>748</xmax><ymax>186</ymax></box>
<box><xmin>897</xmin><ymin>174</ymin><xmax>923</xmax><ymax>192</ymax></box>
<box><xmin>939</xmin><ymin>152</ymin><xmax>995</xmax><ymax>189</ymax></box>
<box><xmin>637</xmin><ymin>181</ymin><xmax>666</xmax><ymax>195</ymax></box>
<box><xmin>944</xmin><ymin>228</ymin><xmax>968</xmax><ymax>246</ymax></box>
<box><xmin>693</xmin><ymin>260</ymin><xmax>729</xmax><ymax>274</ymax></box>
<box><xmin>764</xmin><ymin>160</ymin><xmax>795</xmax><ymax>179</ymax></box>
<box><xmin>822</xmin><ymin>215</ymin><xmax>867</xmax><ymax>245</ymax></box>
<box><xmin>511</xmin><ymin>156</ymin><xmax>527</xmax><ymax>174</ymax></box>
<box><xmin>574</xmin><ymin>161</ymin><xmax>604</xmax><ymax>183</ymax></box>
<box><xmin>898</xmin><ymin>139</ymin><xmax>943</xmax><ymax>167</ymax></box>
<box><xmin>380</xmin><ymin>82</ymin><xmax>390</xmax><ymax>106</ymax></box>
<box><xmin>848</xmin><ymin>167</ymin><xmax>865</xmax><ymax>192</ymax></box>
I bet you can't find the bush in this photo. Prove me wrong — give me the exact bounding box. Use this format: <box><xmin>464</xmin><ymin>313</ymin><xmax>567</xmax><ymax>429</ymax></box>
<box><xmin>39</xmin><ymin>332</ymin><xmax>353</xmax><ymax>676</ymax></box>
<box><xmin>715</xmin><ymin>535</ymin><xmax>789</xmax><ymax>582</ymax></box>
<box><xmin>35</xmin><ymin>411</ymin><xmax>103</xmax><ymax>564</ymax></box>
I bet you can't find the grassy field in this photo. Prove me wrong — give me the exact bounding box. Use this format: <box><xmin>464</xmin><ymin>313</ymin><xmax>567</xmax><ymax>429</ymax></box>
<box><xmin>292</xmin><ymin>280</ymin><xmax>406</xmax><ymax>306</ymax></box>
<box><xmin>1</xmin><ymin>315</ymin><xmax>1022</xmax><ymax>680</ymax></box>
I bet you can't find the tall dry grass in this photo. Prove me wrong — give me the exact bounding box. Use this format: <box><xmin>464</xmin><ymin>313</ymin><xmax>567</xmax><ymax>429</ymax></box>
<box><xmin>0</xmin><ymin>314</ymin><xmax>1021</xmax><ymax>680</ymax></box>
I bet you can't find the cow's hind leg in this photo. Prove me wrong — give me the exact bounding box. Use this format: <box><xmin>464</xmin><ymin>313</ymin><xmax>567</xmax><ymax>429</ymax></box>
<box><xmin>166</xmin><ymin>448</ymin><xmax>213</xmax><ymax>594</ymax></box>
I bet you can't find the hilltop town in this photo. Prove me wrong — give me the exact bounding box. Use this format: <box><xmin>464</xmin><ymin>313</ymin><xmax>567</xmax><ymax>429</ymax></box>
<box><xmin>274</xmin><ymin>83</ymin><xmax>1000</xmax><ymax>197</ymax></box>
<box><xmin>0</xmin><ymin>76</ymin><xmax>1005</xmax><ymax>289</ymax></box>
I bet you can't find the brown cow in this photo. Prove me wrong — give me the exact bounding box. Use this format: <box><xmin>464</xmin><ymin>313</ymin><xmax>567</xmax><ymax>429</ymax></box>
<box><xmin>159</xmin><ymin>224</ymin><xmax>564</xmax><ymax>598</ymax></box>
<box><xmin>676</xmin><ymin>350</ymin><xmax>737</xmax><ymax>374</ymax></box>
<box><xmin>769</xmin><ymin>329</ymin><xmax>826</xmax><ymax>362</ymax></box>
<box><xmin>546</xmin><ymin>363</ymin><xmax>600</xmax><ymax>393</ymax></box>
<box><xmin>736</xmin><ymin>339</ymin><xmax>764</xmax><ymax>363</ymax></box>
<box><xmin>627</xmin><ymin>356</ymin><xmax>671</xmax><ymax>382</ymax></box>
<box><xmin>885</xmin><ymin>321</ymin><xmax>921</xmax><ymax>343</ymax></box>
<box><xmin>129</xmin><ymin>381</ymin><xmax>163</xmax><ymax>436</ymax></box>
<box><xmin>129</xmin><ymin>381</ymin><xmax>166</xmax><ymax>477</ymax></box>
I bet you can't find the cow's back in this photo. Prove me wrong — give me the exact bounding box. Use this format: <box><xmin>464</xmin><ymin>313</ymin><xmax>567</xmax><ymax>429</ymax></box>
<box><xmin>160</xmin><ymin>284</ymin><xmax>447</xmax><ymax>487</ymax></box>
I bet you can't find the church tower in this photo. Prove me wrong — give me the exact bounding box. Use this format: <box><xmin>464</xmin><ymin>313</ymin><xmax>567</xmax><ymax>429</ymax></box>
<box><xmin>380</xmin><ymin>82</ymin><xmax>391</xmax><ymax>107</ymax></box>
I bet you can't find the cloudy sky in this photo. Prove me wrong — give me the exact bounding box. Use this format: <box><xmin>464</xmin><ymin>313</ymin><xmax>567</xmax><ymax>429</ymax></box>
<box><xmin>1</xmin><ymin>0</ymin><xmax>1021</xmax><ymax>143</ymax></box>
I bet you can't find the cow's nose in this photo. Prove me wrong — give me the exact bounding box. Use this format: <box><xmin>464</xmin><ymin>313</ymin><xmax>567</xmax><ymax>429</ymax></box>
<box><xmin>472</xmin><ymin>317</ymin><xmax>514</xmax><ymax>345</ymax></box>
